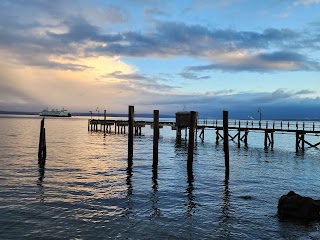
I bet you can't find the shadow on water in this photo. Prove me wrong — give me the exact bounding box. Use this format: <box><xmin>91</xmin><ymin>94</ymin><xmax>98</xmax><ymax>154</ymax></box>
<box><xmin>186</xmin><ymin>170</ymin><xmax>195</xmax><ymax>218</ymax></box>
<box><xmin>37</xmin><ymin>161</ymin><xmax>45</xmax><ymax>202</ymax></box>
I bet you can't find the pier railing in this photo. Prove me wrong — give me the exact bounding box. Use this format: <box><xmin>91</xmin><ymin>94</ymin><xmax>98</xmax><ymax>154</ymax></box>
<box><xmin>198</xmin><ymin>119</ymin><xmax>320</xmax><ymax>133</ymax></box>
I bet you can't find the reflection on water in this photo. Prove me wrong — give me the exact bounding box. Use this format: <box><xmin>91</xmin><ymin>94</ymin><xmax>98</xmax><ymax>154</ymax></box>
<box><xmin>125</xmin><ymin>166</ymin><xmax>133</xmax><ymax>218</ymax></box>
<box><xmin>36</xmin><ymin>163</ymin><xmax>45</xmax><ymax>202</ymax></box>
<box><xmin>150</xmin><ymin>168</ymin><xmax>161</xmax><ymax>218</ymax></box>
<box><xmin>186</xmin><ymin>170</ymin><xmax>195</xmax><ymax>218</ymax></box>
<box><xmin>221</xmin><ymin>177</ymin><xmax>230</xmax><ymax>238</ymax></box>
<box><xmin>1</xmin><ymin>116</ymin><xmax>320</xmax><ymax>239</ymax></box>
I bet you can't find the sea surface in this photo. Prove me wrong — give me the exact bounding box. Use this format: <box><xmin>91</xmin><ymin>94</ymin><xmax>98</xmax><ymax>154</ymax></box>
<box><xmin>0</xmin><ymin>114</ymin><xmax>320</xmax><ymax>239</ymax></box>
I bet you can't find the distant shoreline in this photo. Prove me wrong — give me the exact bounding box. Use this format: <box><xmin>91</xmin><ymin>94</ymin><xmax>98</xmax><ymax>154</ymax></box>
<box><xmin>1</xmin><ymin>111</ymin><xmax>320</xmax><ymax>121</ymax></box>
<box><xmin>0</xmin><ymin>111</ymin><xmax>175</xmax><ymax>119</ymax></box>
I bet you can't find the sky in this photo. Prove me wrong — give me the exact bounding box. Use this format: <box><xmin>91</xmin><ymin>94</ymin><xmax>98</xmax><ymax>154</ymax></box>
<box><xmin>1</xmin><ymin>0</ymin><xmax>320</xmax><ymax>119</ymax></box>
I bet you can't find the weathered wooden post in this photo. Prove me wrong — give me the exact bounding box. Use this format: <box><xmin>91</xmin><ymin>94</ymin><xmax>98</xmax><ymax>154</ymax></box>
<box><xmin>237</xmin><ymin>121</ymin><xmax>241</xmax><ymax>148</ymax></box>
<box><xmin>38</xmin><ymin>118</ymin><xmax>46</xmax><ymax>165</ymax></box>
<box><xmin>264</xmin><ymin>131</ymin><xmax>268</xmax><ymax>148</ymax></box>
<box><xmin>296</xmin><ymin>132</ymin><xmax>299</xmax><ymax>152</ymax></box>
<box><xmin>128</xmin><ymin>106</ymin><xmax>134</xmax><ymax>167</ymax></box>
<box><xmin>216</xmin><ymin>130</ymin><xmax>219</xmax><ymax>144</ymax></box>
<box><xmin>244</xmin><ymin>129</ymin><xmax>248</xmax><ymax>147</ymax></box>
<box><xmin>187</xmin><ymin>111</ymin><xmax>197</xmax><ymax>172</ymax></box>
<box><xmin>153</xmin><ymin>110</ymin><xmax>159</xmax><ymax>169</ymax></box>
<box><xmin>176</xmin><ymin>127</ymin><xmax>182</xmax><ymax>141</ymax></box>
<box><xmin>223</xmin><ymin>111</ymin><xmax>229</xmax><ymax>178</ymax></box>
<box><xmin>42</xmin><ymin>128</ymin><xmax>46</xmax><ymax>161</ymax></box>
<box><xmin>103</xmin><ymin>110</ymin><xmax>106</xmax><ymax>135</ymax></box>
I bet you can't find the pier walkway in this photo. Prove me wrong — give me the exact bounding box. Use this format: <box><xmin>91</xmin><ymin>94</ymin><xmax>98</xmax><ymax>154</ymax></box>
<box><xmin>88</xmin><ymin>118</ymin><xmax>320</xmax><ymax>152</ymax></box>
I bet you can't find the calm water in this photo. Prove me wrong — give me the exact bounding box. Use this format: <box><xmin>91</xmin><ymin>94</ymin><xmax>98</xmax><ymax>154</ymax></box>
<box><xmin>0</xmin><ymin>115</ymin><xmax>320</xmax><ymax>239</ymax></box>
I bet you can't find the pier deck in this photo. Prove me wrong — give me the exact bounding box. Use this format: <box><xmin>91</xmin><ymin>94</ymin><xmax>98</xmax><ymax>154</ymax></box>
<box><xmin>88</xmin><ymin>118</ymin><xmax>320</xmax><ymax>151</ymax></box>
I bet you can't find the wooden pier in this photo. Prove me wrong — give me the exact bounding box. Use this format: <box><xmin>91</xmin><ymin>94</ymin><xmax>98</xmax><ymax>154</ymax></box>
<box><xmin>88</xmin><ymin>117</ymin><xmax>320</xmax><ymax>152</ymax></box>
<box><xmin>86</xmin><ymin>107</ymin><xmax>320</xmax><ymax>180</ymax></box>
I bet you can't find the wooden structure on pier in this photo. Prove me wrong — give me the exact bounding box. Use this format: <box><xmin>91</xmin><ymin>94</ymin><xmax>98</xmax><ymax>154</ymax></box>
<box><xmin>175</xmin><ymin>111</ymin><xmax>198</xmax><ymax>140</ymax></box>
<box><xmin>88</xmin><ymin>116</ymin><xmax>320</xmax><ymax>152</ymax></box>
<box><xmin>212</xmin><ymin>120</ymin><xmax>320</xmax><ymax>152</ymax></box>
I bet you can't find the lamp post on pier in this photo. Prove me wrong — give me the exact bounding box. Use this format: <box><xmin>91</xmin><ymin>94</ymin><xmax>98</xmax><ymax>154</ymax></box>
<box><xmin>258</xmin><ymin>108</ymin><xmax>262</xmax><ymax>128</ymax></box>
<box><xmin>96</xmin><ymin>107</ymin><xmax>99</xmax><ymax>119</ymax></box>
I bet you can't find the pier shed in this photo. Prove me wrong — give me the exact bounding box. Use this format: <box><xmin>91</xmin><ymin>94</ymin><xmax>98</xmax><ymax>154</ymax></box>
<box><xmin>175</xmin><ymin>111</ymin><xmax>198</xmax><ymax>140</ymax></box>
<box><xmin>175</xmin><ymin>111</ymin><xmax>198</xmax><ymax>128</ymax></box>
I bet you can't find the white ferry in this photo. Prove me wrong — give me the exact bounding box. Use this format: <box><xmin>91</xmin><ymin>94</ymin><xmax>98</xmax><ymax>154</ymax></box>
<box><xmin>39</xmin><ymin>108</ymin><xmax>72</xmax><ymax>117</ymax></box>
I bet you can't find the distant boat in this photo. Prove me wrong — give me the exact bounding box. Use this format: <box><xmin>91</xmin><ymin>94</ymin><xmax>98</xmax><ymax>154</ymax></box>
<box><xmin>39</xmin><ymin>108</ymin><xmax>72</xmax><ymax>117</ymax></box>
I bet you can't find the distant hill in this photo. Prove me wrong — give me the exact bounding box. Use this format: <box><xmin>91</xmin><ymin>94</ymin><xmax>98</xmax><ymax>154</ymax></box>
<box><xmin>0</xmin><ymin>110</ymin><xmax>38</xmax><ymax>115</ymax></box>
<box><xmin>0</xmin><ymin>110</ymin><xmax>174</xmax><ymax>119</ymax></box>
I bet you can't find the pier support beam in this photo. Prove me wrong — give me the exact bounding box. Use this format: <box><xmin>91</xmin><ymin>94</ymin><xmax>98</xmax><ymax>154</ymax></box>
<box><xmin>296</xmin><ymin>131</ymin><xmax>305</xmax><ymax>152</ymax></box>
<box><xmin>153</xmin><ymin>110</ymin><xmax>159</xmax><ymax>169</ymax></box>
<box><xmin>199</xmin><ymin>127</ymin><xmax>205</xmax><ymax>141</ymax></box>
<box><xmin>264</xmin><ymin>130</ymin><xmax>274</xmax><ymax>149</ymax></box>
<box><xmin>38</xmin><ymin>118</ymin><xmax>46</xmax><ymax>166</ymax></box>
<box><xmin>187</xmin><ymin>111</ymin><xmax>197</xmax><ymax>172</ymax></box>
<box><xmin>176</xmin><ymin>127</ymin><xmax>182</xmax><ymax>142</ymax></box>
<box><xmin>223</xmin><ymin>111</ymin><xmax>229</xmax><ymax>178</ymax></box>
<box><xmin>103</xmin><ymin>110</ymin><xmax>106</xmax><ymax>136</ymax></box>
<box><xmin>128</xmin><ymin>106</ymin><xmax>134</xmax><ymax>167</ymax></box>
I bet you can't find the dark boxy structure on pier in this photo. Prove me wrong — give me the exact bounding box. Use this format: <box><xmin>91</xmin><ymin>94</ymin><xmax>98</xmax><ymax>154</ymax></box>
<box><xmin>175</xmin><ymin>111</ymin><xmax>198</xmax><ymax>140</ymax></box>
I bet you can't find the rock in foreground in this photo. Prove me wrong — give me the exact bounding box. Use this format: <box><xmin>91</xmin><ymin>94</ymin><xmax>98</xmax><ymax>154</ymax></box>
<box><xmin>278</xmin><ymin>191</ymin><xmax>320</xmax><ymax>220</ymax></box>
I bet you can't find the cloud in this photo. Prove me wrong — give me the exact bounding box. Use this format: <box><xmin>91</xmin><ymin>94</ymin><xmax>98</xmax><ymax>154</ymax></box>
<box><xmin>144</xmin><ymin>7</ymin><xmax>168</xmax><ymax>17</ymax></box>
<box><xmin>103</xmin><ymin>71</ymin><xmax>176</xmax><ymax>92</ymax></box>
<box><xmin>293</xmin><ymin>0</ymin><xmax>320</xmax><ymax>6</ymax></box>
<box><xmin>0</xmin><ymin>0</ymin><xmax>317</xmax><ymax>73</ymax></box>
<box><xmin>179</xmin><ymin>72</ymin><xmax>211</xmax><ymax>80</ymax></box>
<box><xmin>186</xmin><ymin>51</ymin><xmax>320</xmax><ymax>72</ymax></box>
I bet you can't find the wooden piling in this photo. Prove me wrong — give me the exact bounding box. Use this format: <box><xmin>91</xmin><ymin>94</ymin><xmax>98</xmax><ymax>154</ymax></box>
<box><xmin>264</xmin><ymin>131</ymin><xmax>268</xmax><ymax>148</ymax></box>
<box><xmin>103</xmin><ymin>110</ymin><xmax>106</xmax><ymax>135</ymax></box>
<box><xmin>187</xmin><ymin>111</ymin><xmax>197</xmax><ymax>172</ymax></box>
<box><xmin>128</xmin><ymin>106</ymin><xmax>134</xmax><ymax>166</ymax></box>
<box><xmin>38</xmin><ymin>118</ymin><xmax>46</xmax><ymax>164</ymax></box>
<box><xmin>176</xmin><ymin>127</ymin><xmax>182</xmax><ymax>141</ymax></box>
<box><xmin>43</xmin><ymin>128</ymin><xmax>47</xmax><ymax>160</ymax></box>
<box><xmin>153</xmin><ymin>110</ymin><xmax>159</xmax><ymax>168</ymax></box>
<box><xmin>295</xmin><ymin>132</ymin><xmax>299</xmax><ymax>152</ymax></box>
<box><xmin>223</xmin><ymin>111</ymin><xmax>229</xmax><ymax>178</ymax></box>
<box><xmin>244</xmin><ymin>130</ymin><xmax>248</xmax><ymax>147</ymax></box>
